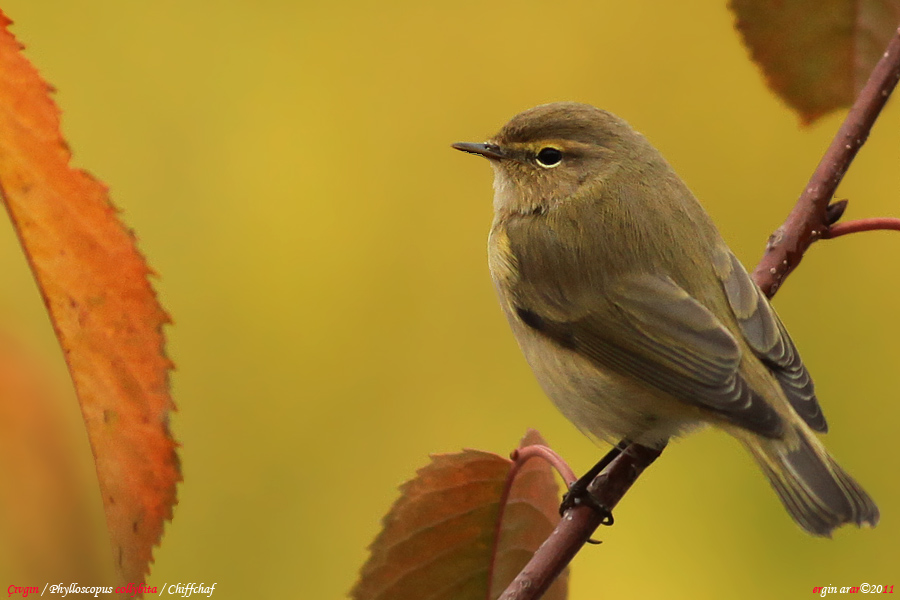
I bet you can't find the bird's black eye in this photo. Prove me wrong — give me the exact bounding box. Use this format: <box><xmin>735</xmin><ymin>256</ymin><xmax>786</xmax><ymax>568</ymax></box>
<box><xmin>535</xmin><ymin>147</ymin><xmax>563</xmax><ymax>168</ymax></box>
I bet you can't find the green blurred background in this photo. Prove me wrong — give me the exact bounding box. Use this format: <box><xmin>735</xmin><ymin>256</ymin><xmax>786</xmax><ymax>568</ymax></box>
<box><xmin>0</xmin><ymin>1</ymin><xmax>898</xmax><ymax>598</ymax></box>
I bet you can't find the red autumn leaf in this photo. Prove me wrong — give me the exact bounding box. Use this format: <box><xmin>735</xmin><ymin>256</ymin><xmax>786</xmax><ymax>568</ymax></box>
<box><xmin>0</xmin><ymin>333</ymin><xmax>111</xmax><ymax>584</ymax></box>
<box><xmin>730</xmin><ymin>0</ymin><xmax>900</xmax><ymax>124</ymax></box>
<box><xmin>352</xmin><ymin>430</ymin><xmax>568</xmax><ymax>600</ymax></box>
<box><xmin>0</xmin><ymin>11</ymin><xmax>179</xmax><ymax>585</ymax></box>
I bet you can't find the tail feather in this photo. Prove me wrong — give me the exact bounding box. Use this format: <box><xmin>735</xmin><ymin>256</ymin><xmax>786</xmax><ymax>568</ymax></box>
<box><xmin>742</xmin><ymin>428</ymin><xmax>878</xmax><ymax>537</ymax></box>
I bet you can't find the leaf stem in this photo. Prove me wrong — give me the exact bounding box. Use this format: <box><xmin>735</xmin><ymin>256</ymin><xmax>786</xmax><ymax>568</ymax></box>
<box><xmin>509</xmin><ymin>444</ymin><xmax>577</xmax><ymax>487</ymax></box>
<box><xmin>487</xmin><ymin>444</ymin><xmax>577</xmax><ymax>598</ymax></box>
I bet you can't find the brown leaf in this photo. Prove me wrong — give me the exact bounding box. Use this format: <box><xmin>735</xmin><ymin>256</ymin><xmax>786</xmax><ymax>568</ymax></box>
<box><xmin>490</xmin><ymin>431</ymin><xmax>569</xmax><ymax>600</ymax></box>
<box><xmin>0</xmin><ymin>11</ymin><xmax>179</xmax><ymax>585</ymax></box>
<box><xmin>352</xmin><ymin>431</ymin><xmax>567</xmax><ymax>600</ymax></box>
<box><xmin>730</xmin><ymin>0</ymin><xmax>900</xmax><ymax>124</ymax></box>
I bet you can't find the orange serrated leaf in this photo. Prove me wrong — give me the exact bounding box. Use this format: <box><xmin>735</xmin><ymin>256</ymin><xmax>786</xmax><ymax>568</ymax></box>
<box><xmin>352</xmin><ymin>430</ymin><xmax>567</xmax><ymax>600</ymax></box>
<box><xmin>0</xmin><ymin>11</ymin><xmax>180</xmax><ymax>585</ymax></box>
<box><xmin>730</xmin><ymin>0</ymin><xmax>900</xmax><ymax>124</ymax></box>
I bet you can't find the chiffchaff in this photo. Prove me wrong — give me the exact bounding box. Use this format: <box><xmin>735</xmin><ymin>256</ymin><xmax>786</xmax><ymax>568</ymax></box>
<box><xmin>453</xmin><ymin>102</ymin><xmax>877</xmax><ymax>536</ymax></box>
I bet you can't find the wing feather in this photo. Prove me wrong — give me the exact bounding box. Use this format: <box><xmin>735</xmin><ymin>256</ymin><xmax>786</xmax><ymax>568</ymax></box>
<box><xmin>514</xmin><ymin>273</ymin><xmax>784</xmax><ymax>438</ymax></box>
<box><xmin>714</xmin><ymin>250</ymin><xmax>826</xmax><ymax>432</ymax></box>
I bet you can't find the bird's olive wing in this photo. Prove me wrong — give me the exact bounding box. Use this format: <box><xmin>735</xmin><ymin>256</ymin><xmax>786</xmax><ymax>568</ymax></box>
<box><xmin>712</xmin><ymin>250</ymin><xmax>826</xmax><ymax>432</ymax></box>
<box><xmin>514</xmin><ymin>273</ymin><xmax>784</xmax><ymax>438</ymax></box>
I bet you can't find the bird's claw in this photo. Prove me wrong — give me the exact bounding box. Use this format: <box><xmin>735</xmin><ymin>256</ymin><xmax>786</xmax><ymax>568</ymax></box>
<box><xmin>560</xmin><ymin>481</ymin><xmax>614</xmax><ymax>526</ymax></box>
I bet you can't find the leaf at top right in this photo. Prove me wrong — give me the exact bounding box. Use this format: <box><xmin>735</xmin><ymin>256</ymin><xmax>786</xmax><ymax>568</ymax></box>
<box><xmin>730</xmin><ymin>0</ymin><xmax>900</xmax><ymax>124</ymax></box>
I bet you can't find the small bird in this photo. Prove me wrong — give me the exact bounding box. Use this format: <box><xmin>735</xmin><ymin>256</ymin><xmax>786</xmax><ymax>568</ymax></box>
<box><xmin>453</xmin><ymin>102</ymin><xmax>878</xmax><ymax>536</ymax></box>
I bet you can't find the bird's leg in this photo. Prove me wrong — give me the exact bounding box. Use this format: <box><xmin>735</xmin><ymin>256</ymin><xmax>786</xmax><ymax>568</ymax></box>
<box><xmin>559</xmin><ymin>439</ymin><xmax>631</xmax><ymax>525</ymax></box>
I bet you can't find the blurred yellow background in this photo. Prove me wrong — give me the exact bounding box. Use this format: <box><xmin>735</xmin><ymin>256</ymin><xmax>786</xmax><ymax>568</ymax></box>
<box><xmin>0</xmin><ymin>1</ymin><xmax>897</xmax><ymax>598</ymax></box>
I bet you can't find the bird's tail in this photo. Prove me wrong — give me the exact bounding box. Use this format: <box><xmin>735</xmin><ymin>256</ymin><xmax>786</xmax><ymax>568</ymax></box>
<box><xmin>741</xmin><ymin>427</ymin><xmax>879</xmax><ymax>536</ymax></box>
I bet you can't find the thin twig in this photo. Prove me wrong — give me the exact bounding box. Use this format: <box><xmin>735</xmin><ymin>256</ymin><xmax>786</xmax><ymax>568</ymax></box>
<box><xmin>497</xmin><ymin>445</ymin><xmax>662</xmax><ymax>600</ymax></box>
<box><xmin>825</xmin><ymin>217</ymin><xmax>900</xmax><ymax>239</ymax></box>
<box><xmin>499</xmin><ymin>25</ymin><xmax>900</xmax><ymax>600</ymax></box>
<box><xmin>752</xmin><ymin>27</ymin><xmax>900</xmax><ymax>297</ymax></box>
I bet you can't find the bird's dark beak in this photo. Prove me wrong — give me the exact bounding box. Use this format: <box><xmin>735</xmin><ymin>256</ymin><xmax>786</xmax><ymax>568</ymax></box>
<box><xmin>452</xmin><ymin>142</ymin><xmax>505</xmax><ymax>160</ymax></box>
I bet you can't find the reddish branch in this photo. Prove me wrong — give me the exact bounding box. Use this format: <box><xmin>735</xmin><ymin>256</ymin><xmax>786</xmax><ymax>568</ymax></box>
<box><xmin>752</xmin><ymin>28</ymin><xmax>900</xmax><ymax>297</ymax></box>
<box><xmin>499</xmin><ymin>26</ymin><xmax>900</xmax><ymax>600</ymax></box>
<box><xmin>498</xmin><ymin>445</ymin><xmax>662</xmax><ymax>600</ymax></box>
